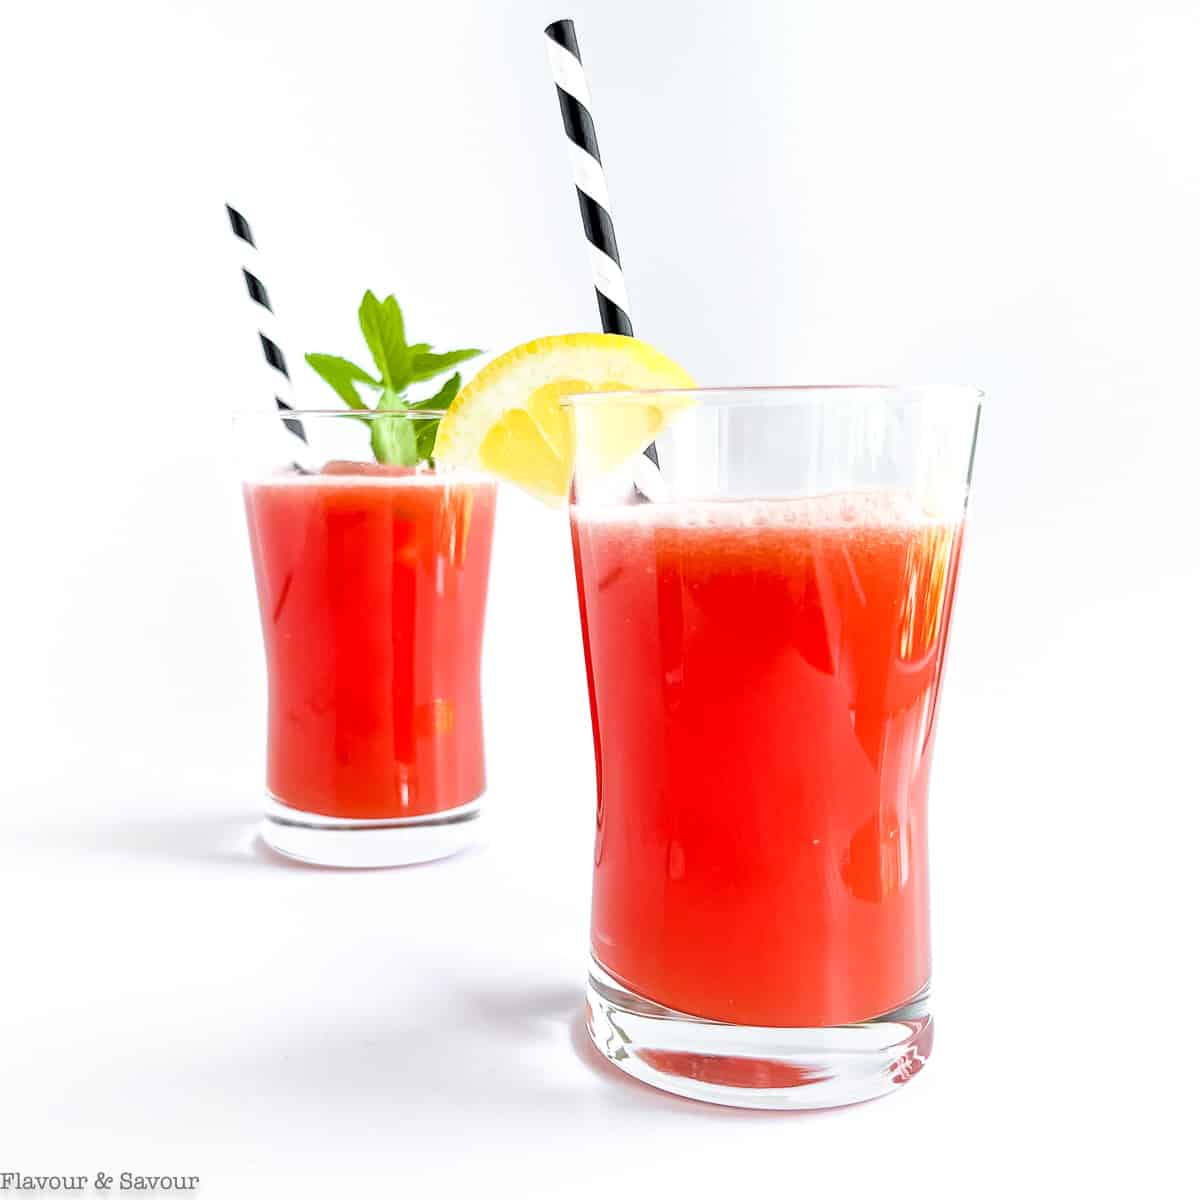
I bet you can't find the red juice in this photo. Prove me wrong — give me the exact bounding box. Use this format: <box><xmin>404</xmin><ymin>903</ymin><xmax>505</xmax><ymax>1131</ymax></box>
<box><xmin>571</xmin><ymin>492</ymin><xmax>964</xmax><ymax>1028</ymax></box>
<box><xmin>244</xmin><ymin>468</ymin><xmax>496</xmax><ymax>820</ymax></box>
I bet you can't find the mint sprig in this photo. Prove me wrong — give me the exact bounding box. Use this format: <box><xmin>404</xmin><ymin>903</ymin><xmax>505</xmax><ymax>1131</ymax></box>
<box><xmin>305</xmin><ymin>291</ymin><xmax>481</xmax><ymax>466</ymax></box>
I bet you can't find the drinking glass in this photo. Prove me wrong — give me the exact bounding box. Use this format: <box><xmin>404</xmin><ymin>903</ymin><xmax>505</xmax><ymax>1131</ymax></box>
<box><xmin>237</xmin><ymin>410</ymin><xmax>497</xmax><ymax>867</ymax></box>
<box><xmin>568</xmin><ymin>386</ymin><xmax>981</xmax><ymax>1108</ymax></box>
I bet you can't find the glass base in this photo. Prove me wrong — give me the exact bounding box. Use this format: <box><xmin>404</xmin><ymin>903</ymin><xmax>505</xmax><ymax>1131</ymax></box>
<box><xmin>585</xmin><ymin>961</ymin><xmax>932</xmax><ymax>1110</ymax></box>
<box><xmin>260</xmin><ymin>794</ymin><xmax>483</xmax><ymax>868</ymax></box>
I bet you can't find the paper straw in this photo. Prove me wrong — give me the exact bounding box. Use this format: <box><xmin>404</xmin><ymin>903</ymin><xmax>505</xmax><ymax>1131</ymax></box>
<box><xmin>545</xmin><ymin>19</ymin><xmax>659</xmax><ymax>471</ymax></box>
<box><xmin>225</xmin><ymin>204</ymin><xmax>306</xmax><ymax>443</ymax></box>
<box><xmin>544</xmin><ymin>19</ymin><xmax>634</xmax><ymax>337</ymax></box>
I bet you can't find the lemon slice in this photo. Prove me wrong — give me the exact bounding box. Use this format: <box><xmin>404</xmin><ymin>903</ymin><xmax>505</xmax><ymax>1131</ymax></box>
<box><xmin>432</xmin><ymin>333</ymin><xmax>694</xmax><ymax>503</ymax></box>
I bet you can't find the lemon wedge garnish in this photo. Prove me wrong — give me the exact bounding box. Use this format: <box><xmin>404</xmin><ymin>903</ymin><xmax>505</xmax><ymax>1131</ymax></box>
<box><xmin>432</xmin><ymin>333</ymin><xmax>694</xmax><ymax>504</ymax></box>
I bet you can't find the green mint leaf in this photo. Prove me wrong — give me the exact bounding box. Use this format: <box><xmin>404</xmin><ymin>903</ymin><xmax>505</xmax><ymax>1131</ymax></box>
<box><xmin>409</xmin><ymin>372</ymin><xmax>462</xmax><ymax>411</ymax></box>
<box><xmin>409</xmin><ymin>372</ymin><xmax>461</xmax><ymax>462</ymax></box>
<box><xmin>304</xmin><ymin>353</ymin><xmax>377</xmax><ymax>409</ymax></box>
<box><xmin>371</xmin><ymin>416</ymin><xmax>418</xmax><ymax>466</ymax></box>
<box><xmin>414</xmin><ymin>420</ymin><xmax>440</xmax><ymax>463</ymax></box>
<box><xmin>369</xmin><ymin>389</ymin><xmax>418</xmax><ymax>465</ymax></box>
<box><xmin>407</xmin><ymin>347</ymin><xmax>482</xmax><ymax>383</ymax></box>
<box><xmin>310</xmin><ymin>293</ymin><xmax>479</xmax><ymax>466</ymax></box>
<box><xmin>358</xmin><ymin>291</ymin><xmax>409</xmax><ymax>390</ymax></box>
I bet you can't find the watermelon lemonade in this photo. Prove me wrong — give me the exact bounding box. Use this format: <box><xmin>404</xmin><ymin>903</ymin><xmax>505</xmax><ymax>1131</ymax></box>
<box><xmin>568</xmin><ymin>384</ymin><xmax>980</xmax><ymax>1108</ymax></box>
<box><xmin>245</xmin><ymin>467</ymin><xmax>496</xmax><ymax>823</ymax></box>
<box><xmin>573</xmin><ymin>491</ymin><xmax>963</xmax><ymax>1028</ymax></box>
<box><xmin>237</xmin><ymin>295</ymin><xmax>498</xmax><ymax>866</ymax></box>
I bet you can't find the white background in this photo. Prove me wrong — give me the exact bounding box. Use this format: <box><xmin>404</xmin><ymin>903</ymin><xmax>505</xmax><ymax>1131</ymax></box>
<box><xmin>1</xmin><ymin>0</ymin><xmax>1197</xmax><ymax>1195</ymax></box>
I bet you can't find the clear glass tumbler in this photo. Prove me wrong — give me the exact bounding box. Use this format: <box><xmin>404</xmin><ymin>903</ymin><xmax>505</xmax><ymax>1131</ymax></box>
<box><xmin>568</xmin><ymin>386</ymin><xmax>981</xmax><ymax>1108</ymax></box>
<box><xmin>237</xmin><ymin>410</ymin><xmax>497</xmax><ymax>867</ymax></box>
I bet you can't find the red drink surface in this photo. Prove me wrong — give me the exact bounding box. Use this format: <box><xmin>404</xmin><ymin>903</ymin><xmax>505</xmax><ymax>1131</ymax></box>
<box><xmin>244</xmin><ymin>470</ymin><xmax>496</xmax><ymax>819</ymax></box>
<box><xmin>571</xmin><ymin>492</ymin><xmax>964</xmax><ymax>1027</ymax></box>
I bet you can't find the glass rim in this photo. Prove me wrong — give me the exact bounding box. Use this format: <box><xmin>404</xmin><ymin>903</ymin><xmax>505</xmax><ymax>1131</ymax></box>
<box><xmin>233</xmin><ymin>408</ymin><xmax>450</xmax><ymax>422</ymax></box>
<box><xmin>560</xmin><ymin>384</ymin><xmax>984</xmax><ymax>408</ymax></box>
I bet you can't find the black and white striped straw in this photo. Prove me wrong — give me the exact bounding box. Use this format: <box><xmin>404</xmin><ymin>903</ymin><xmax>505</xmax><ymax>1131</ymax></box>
<box><xmin>545</xmin><ymin>19</ymin><xmax>663</xmax><ymax>476</ymax></box>
<box><xmin>225</xmin><ymin>204</ymin><xmax>306</xmax><ymax>443</ymax></box>
<box><xmin>544</xmin><ymin>19</ymin><xmax>634</xmax><ymax>338</ymax></box>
